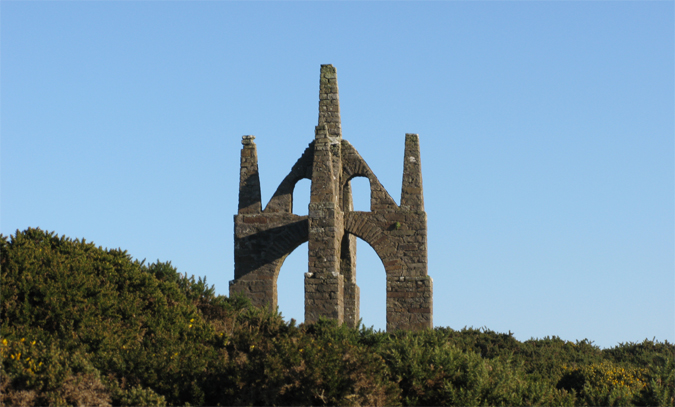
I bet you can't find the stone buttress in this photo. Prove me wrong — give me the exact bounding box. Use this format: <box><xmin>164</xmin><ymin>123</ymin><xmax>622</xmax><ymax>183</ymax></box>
<box><xmin>230</xmin><ymin>64</ymin><xmax>433</xmax><ymax>331</ymax></box>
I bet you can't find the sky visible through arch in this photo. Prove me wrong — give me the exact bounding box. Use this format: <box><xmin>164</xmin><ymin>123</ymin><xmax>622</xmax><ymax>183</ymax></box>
<box><xmin>2</xmin><ymin>1</ymin><xmax>673</xmax><ymax>349</ymax></box>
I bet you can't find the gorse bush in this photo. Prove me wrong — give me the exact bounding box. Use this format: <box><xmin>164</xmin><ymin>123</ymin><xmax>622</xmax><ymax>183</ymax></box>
<box><xmin>557</xmin><ymin>362</ymin><xmax>647</xmax><ymax>406</ymax></box>
<box><xmin>1</xmin><ymin>228</ymin><xmax>673</xmax><ymax>406</ymax></box>
<box><xmin>380</xmin><ymin>330</ymin><xmax>575</xmax><ymax>406</ymax></box>
<box><xmin>1</xmin><ymin>228</ymin><xmax>229</xmax><ymax>405</ymax></box>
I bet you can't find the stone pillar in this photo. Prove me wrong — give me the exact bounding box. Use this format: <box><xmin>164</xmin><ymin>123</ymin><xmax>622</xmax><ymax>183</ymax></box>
<box><xmin>318</xmin><ymin>64</ymin><xmax>341</xmax><ymax>139</ymax></box>
<box><xmin>341</xmin><ymin>181</ymin><xmax>360</xmax><ymax>328</ymax></box>
<box><xmin>319</xmin><ymin>64</ymin><xmax>344</xmax><ymax>211</ymax></box>
<box><xmin>385</xmin><ymin>133</ymin><xmax>433</xmax><ymax>331</ymax></box>
<box><xmin>387</xmin><ymin>275</ymin><xmax>433</xmax><ymax>331</ymax></box>
<box><xmin>400</xmin><ymin>133</ymin><xmax>424</xmax><ymax>211</ymax></box>
<box><xmin>238</xmin><ymin>135</ymin><xmax>262</xmax><ymax>214</ymax></box>
<box><xmin>231</xmin><ymin>136</ymin><xmax>277</xmax><ymax>310</ymax></box>
<box><xmin>305</xmin><ymin>272</ymin><xmax>344</xmax><ymax>322</ymax></box>
<box><xmin>305</xmin><ymin>124</ymin><xmax>344</xmax><ymax>324</ymax></box>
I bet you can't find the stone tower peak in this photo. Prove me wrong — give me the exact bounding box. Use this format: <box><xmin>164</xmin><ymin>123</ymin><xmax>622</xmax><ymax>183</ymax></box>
<box><xmin>318</xmin><ymin>64</ymin><xmax>341</xmax><ymax>140</ymax></box>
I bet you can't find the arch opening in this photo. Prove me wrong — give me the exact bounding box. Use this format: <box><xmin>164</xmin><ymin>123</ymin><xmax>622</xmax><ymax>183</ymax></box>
<box><xmin>355</xmin><ymin>237</ymin><xmax>387</xmax><ymax>331</ymax></box>
<box><xmin>276</xmin><ymin>241</ymin><xmax>308</xmax><ymax>324</ymax></box>
<box><xmin>292</xmin><ymin>178</ymin><xmax>311</xmax><ymax>216</ymax></box>
<box><xmin>349</xmin><ymin>176</ymin><xmax>371</xmax><ymax>212</ymax></box>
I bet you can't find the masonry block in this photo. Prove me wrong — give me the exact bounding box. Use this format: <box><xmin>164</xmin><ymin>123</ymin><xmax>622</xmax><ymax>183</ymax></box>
<box><xmin>305</xmin><ymin>272</ymin><xmax>344</xmax><ymax>324</ymax></box>
<box><xmin>229</xmin><ymin>278</ymin><xmax>276</xmax><ymax>310</ymax></box>
<box><xmin>386</xmin><ymin>275</ymin><xmax>433</xmax><ymax>331</ymax></box>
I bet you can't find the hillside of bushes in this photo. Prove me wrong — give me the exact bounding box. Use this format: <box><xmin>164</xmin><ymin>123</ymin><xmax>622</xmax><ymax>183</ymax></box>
<box><xmin>1</xmin><ymin>228</ymin><xmax>673</xmax><ymax>406</ymax></box>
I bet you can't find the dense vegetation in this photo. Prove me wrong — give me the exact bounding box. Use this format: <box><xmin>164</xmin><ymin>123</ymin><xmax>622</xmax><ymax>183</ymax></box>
<box><xmin>1</xmin><ymin>228</ymin><xmax>673</xmax><ymax>406</ymax></box>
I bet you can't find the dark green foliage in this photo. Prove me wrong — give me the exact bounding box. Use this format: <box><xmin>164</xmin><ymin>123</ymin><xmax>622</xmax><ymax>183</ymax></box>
<box><xmin>1</xmin><ymin>228</ymin><xmax>236</xmax><ymax>405</ymax></box>
<box><xmin>1</xmin><ymin>228</ymin><xmax>673</xmax><ymax>406</ymax></box>
<box><xmin>380</xmin><ymin>329</ymin><xmax>575</xmax><ymax>406</ymax></box>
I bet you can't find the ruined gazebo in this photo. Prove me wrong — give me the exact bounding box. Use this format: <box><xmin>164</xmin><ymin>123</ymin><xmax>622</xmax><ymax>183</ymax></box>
<box><xmin>230</xmin><ymin>65</ymin><xmax>433</xmax><ymax>331</ymax></box>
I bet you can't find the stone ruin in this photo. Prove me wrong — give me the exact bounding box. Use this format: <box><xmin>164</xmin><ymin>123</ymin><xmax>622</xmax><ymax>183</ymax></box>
<box><xmin>229</xmin><ymin>65</ymin><xmax>433</xmax><ymax>331</ymax></box>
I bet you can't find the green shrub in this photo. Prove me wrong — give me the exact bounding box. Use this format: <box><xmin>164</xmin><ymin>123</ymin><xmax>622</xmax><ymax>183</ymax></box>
<box><xmin>111</xmin><ymin>384</ymin><xmax>167</xmax><ymax>407</ymax></box>
<box><xmin>1</xmin><ymin>228</ymin><xmax>673</xmax><ymax>406</ymax></box>
<box><xmin>208</xmin><ymin>312</ymin><xmax>400</xmax><ymax>406</ymax></box>
<box><xmin>557</xmin><ymin>361</ymin><xmax>647</xmax><ymax>406</ymax></box>
<box><xmin>0</xmin><ymin>228</ymin><xmax>240</xmax><ymax>405</ymax></box>
<box><xmin>379</xmin><ymin>329</ymin><xmax>574</xmax><ymax>406</ymax></box>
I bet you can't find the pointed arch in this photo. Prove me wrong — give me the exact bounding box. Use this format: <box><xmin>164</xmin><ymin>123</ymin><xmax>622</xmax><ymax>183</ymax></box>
<box><xmin>264</xmin><ymin>142</ymin><xmax>314</xmax><ymax>213</ymax></box>
<box><xmin>354</xmin><ymin>237</ymin><xmax>387</xmax><ymax>330</ymax></box>
<box><xmin>341</xmin><ymin>140</ymin><xmax>398</xmax><ymax>211</ymax></box>
<box><xmin>343</xmin><ymin>212</ymin><xmax>399</xmax><ymax>274</ymax></box>
<box><xmin>277</xmin><ymin>241</ymin><xmax>309</xmax><ymax>323</ymax></box>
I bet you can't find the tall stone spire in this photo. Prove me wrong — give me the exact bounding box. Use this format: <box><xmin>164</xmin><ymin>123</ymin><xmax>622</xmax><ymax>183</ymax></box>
<box><xmin>400</xmin><ymin>133</ymin><xmax>425</xmax><ymax>211</ymax></box>
<box><xmin>305</xmin><ymin>65</ymin><xmax>346</xmax><ymax>325</ymax></box>
<box><xmin>238</xmin><ymin>135</ymin><xmax>262</xmax><ymax>214</ymax></box>
<box><xmin>318</xmin><ymin>64</ymin><xmax>341</xmax><ymax>140</ymax></box>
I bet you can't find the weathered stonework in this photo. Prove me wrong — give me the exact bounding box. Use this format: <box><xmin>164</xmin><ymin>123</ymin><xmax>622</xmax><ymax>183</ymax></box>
<box><xmin>230</xmin><ymin>65</ymin><xmax>433</xmax><ymax>331</ymax></box>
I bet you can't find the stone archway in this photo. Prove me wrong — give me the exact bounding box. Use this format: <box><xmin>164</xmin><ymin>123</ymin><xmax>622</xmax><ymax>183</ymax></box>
<box><xmin>230</xmin><ymin>64</ymin><xmax>432</xmax><ymax>331</ymax></box>
<box><xmin>230</xmin><ymin>214</ymin><xmax>308</xmax><ymax>310</ymax></box>
<box><xmin>276</xmin><ymin>241</ymin><xmax>309</xmax><ymax>321</ymax></box>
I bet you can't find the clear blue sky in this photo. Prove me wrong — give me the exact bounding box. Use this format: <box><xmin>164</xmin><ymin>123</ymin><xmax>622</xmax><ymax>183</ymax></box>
<box><xmin>2</xmin><ymin>1</ymin><xmax>673</xmax><ymax>349</ymax></box>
